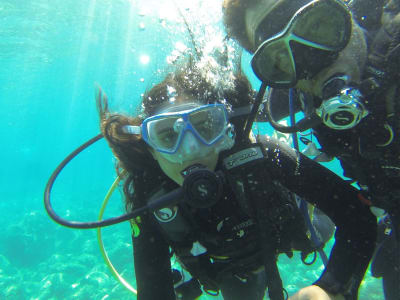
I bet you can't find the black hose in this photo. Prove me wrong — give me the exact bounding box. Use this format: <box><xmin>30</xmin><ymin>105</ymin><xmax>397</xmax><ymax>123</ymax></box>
<box><xmin>243</xmin><ymin>82</ymin><xmax>268</xmax><ymax>139</ymax></box>
<box><xmin>265</xmin><ymin>88</ymin><xmax>321</xmax><ymax>133</ymax></box>
<box><xmin>44</xmin><ymin>134</ymin><xmax>183</xmax><ymax>229</ymax></box>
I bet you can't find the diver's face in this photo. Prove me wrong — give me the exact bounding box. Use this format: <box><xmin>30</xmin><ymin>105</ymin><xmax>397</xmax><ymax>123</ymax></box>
<box><xmin>148</xmin><ymin>99</ymin><xmax>221</xmax><ymax>186</ymax></box>
<box><xmin>151</xmin><ymin>149</ymin><xmax>219</xmax><ymax>185</ymax></box>
<box><xmin>295</xmin><ymin>21</ymin><xmax>367</xmax><ymax>97</ymax></box>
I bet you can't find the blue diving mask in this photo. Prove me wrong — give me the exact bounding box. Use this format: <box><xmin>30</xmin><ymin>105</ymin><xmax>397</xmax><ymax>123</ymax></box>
<box><xmin>123</xmin><ymin>103</ymin><xmax>235</xmax><ymax>164</ymax></box>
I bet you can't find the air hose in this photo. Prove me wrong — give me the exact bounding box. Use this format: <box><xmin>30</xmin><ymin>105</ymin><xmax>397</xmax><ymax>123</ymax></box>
<box><xmin>96</xmin><ymin>170</ymin><xmax>137</xmax><ymax>295</ymax></box>
<box><xmin>288</xmin><ymin>89</ymin><xmax>328</xmax><ymax>266</ymax></box>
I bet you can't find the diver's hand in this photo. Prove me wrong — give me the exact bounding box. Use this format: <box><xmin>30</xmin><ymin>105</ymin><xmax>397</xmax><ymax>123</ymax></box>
<box><xmin>288</xmin><ymin>285</ymin><xmax>345</xmax><ymax>300</ymax></box>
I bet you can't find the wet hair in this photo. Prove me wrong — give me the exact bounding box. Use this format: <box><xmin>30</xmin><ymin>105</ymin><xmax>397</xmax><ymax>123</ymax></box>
<box><xmin>222</xmin><ymin>0</ymin><xmax>262</xmax><ymax>52</ymax></box>
<box><xmin>97</xmin><ymin>59</ymin><xmax>254</xmax><ymax>211</ymax></box>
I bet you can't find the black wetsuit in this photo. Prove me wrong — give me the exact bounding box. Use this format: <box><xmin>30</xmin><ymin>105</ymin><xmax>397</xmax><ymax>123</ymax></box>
<box><xmin>132</xmin><ymin>137</ymin><xmax>377</xmax><ymax>300</ymax></box>
<box><xmin>313</xmin><ymin>114</ymin><xmax>400</xmax><ymax>299</ymax></box>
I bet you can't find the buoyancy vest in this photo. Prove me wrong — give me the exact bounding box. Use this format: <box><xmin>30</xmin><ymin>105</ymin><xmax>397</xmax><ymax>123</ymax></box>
<box><xmin>147</xmin><ymin>142</ymin><xmax>316</xmax><ymax>297</ymax></box>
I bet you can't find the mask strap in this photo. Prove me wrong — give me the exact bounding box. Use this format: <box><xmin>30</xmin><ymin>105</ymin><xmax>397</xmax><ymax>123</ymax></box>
<box><xmin>122</xmin><ymin>125</ymin><xmax>141</xmax><ymax>135</ymax></box>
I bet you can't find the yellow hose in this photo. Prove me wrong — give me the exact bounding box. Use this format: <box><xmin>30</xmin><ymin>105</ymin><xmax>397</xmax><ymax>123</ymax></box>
<box><xmin>96</xmin><ymin>171</ymin><xmax>137</xmax><ymax>294</ymax></box>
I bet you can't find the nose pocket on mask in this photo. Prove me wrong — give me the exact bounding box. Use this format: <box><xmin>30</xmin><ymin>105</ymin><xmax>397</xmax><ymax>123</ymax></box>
<box><xmin>181</xmin><ymin>131</ymin><xmax>200</xmax><ymax>153</ymax></box>
<box><xmin>173</xmin><ymin>118</ymin><xmax>185</xmax><ymax>133</ymax></box>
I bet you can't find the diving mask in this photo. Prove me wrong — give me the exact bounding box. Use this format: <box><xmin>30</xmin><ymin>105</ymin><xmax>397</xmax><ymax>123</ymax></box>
<box><xmin>123</xmin><ymin>103</ymin><xmax>235</xmax><ymax>163</ymax></box>
<box><xmin>250</xmin><ymin>0</ymin><xmax>352</xmax><ymax>88</ymax></box>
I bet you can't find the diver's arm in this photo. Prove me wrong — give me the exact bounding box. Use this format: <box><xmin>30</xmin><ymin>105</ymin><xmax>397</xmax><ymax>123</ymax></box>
<box><xmin>133</xmin><ymin>214</ymin><xmax>176</xmax><ymax>300</ymax></box>
<box><xmin>262</xmin><ymin>136</ymin><xmax>377</xmax><ymax>298</ymax></box>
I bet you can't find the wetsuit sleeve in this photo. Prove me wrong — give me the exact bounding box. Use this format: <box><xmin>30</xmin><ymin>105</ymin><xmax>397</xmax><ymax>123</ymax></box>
<box><xmin>132</xmin><ymin>214</ymin><xmax>176</xmax><ymax>300</ymax></box>
<box><xmin>262</xmin><ymin>136</ymin><xmax>377</xmax><ymax>298</ymax></box>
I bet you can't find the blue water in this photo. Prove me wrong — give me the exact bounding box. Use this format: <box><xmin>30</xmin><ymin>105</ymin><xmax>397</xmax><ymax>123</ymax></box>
<box><xmin>0</xmin><ymin>0</ymin><xmax>383</xmax><ymax>299</ymax></box>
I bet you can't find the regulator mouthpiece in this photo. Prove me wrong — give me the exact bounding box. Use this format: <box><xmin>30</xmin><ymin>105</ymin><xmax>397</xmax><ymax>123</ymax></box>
<box><xmin>182</xmin><ymin>164</ymin><xmax>223</xmax><ymax>209</ymax></box>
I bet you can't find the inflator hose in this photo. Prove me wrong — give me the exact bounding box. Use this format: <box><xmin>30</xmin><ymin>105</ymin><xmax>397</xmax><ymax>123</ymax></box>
<box><xmin>243</xmin><ymin>82</ymin><xmax>268</xmax><ymax>139</ymax></box>
<box><xmin>288</xmin><ymin>89</ymin><xmax>328</xmax><ymax>266</ymax></box>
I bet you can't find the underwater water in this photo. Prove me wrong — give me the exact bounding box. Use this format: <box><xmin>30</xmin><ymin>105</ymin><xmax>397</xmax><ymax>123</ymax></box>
<box><xmin>0</xmin><ymin>0</ymin><xmax>385</xmax><ymax>299</ymax></box>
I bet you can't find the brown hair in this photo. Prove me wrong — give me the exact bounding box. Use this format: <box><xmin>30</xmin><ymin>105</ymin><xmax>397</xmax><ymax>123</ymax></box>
<box><xmin>97</xmin><ymin>59</ymin><xmax>254</xmax><ymax>211</ymax></box>
<box><xmin>222</xmin><ymin>0</ymin><xmax>261</xmax><ymax>52</ymax></box>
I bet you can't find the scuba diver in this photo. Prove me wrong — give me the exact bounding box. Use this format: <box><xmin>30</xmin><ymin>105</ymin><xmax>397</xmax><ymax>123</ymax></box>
<box><xmin>89</xmin><ymin>58</ymin><xmax>375</xmax><ymax>300</ymax></box>
<box><xmin>222</xmin><ymin>0</ymin><xmax>400</xmax><ymax>299</ymax></box>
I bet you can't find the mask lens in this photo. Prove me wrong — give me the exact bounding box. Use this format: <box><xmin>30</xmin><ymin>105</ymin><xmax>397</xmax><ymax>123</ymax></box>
<box><xmin>189</xmin><ymin>106</ymin><xmax>226</xmax><ymax>143</ymax></box>
<box><xmin>252</xmin><ymin>40</ymin><xmax>296</xmax><ymax>87</ymax></box>
<box><xmin>147</xmin><ymin>117</ymin><xmax>181</xmax><ymax>151</ymax></box>
<box><xmin>144</xmin><ymin>104</ymin><xmax>229</xmax><ymax>154</ymax></box>
<box><xmin>292</xmin><ymin>1</ymin><xmax>350</xmax><ymax>49</ymax></box>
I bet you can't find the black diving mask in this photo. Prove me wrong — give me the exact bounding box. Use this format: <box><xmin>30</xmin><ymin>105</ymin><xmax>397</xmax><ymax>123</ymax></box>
<box><xmin>251</xmin><ymin>0</ymin><xmax>352</xmax><ymax>88</ymax></box>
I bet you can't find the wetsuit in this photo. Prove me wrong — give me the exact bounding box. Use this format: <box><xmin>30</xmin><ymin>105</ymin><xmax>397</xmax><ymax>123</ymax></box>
<box><xmin>371</xmin><ymin>215</ymin><xmax>400</xmax><ymax>300</ymax></box>
<box><xmin>132</xmin><ymin>137</ymin><xmax>377</xmax><ymax>300</ymax></box>
<box><xmin>311</xmin><ymin>9</ymin><xmax>400</xmax><ymax>291</ymax></box>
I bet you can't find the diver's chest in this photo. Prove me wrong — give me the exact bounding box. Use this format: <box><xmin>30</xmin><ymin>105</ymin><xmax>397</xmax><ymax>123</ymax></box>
<box><xmin>151</xmin><ymin>189</ymin><xmax>257</xmax><ymax>245</ymax></box>
<box><xmin>192</xmin><ymin>194</ymin><xmax>257</xmax><ymax>242</ymax></box>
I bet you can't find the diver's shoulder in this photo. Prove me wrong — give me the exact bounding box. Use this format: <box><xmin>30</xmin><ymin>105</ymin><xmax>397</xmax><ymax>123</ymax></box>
<box><xmin>256</xmin><ymin>134</ymin><xmax>293</xmax><ymax>151</ymax></box>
